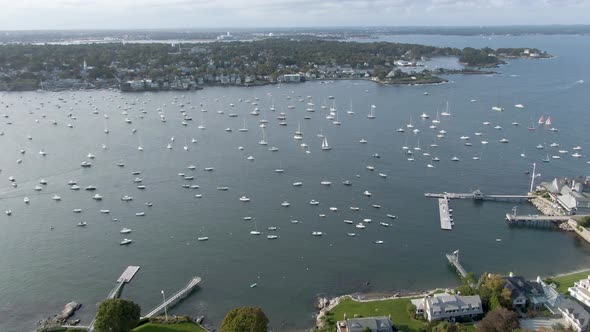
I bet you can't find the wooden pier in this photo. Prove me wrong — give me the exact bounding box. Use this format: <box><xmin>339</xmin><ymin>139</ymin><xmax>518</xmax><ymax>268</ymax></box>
<box><xmin>88</xmin><ymin>266</ymin><xmax>141</xmax><ymax>331</ymax></box>
<box><xmin>144</xmin><ymin>276</ymin><xmax>201</xmax><ymax>318</ymax></box>
<box><xmin>438</xmin><ymin>197</ymin><xmax>453</xmax><ymax>230</ymax></box>
<box><xmin>446</xmin><ymin>250</ymin><xmax>473</xmax><ymax>287</ymax></box>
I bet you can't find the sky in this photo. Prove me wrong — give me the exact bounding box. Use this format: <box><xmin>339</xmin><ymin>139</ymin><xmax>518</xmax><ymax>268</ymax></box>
<box><xmin>0</xmin><ymin>0</ymin><xmax>588</xmax><ymax>30</ymax></box>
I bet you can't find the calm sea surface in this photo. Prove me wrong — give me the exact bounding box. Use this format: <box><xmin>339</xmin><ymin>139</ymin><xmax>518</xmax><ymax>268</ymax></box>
<box><xmin>1</xmin><ymin>34</ymin><xmax>589</xmax><ymax>331</ymax></box>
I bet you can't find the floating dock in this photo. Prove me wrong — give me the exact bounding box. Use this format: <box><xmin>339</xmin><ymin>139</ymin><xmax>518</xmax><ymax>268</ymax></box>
<box><xmin>438</xmin><ymin>197</ymin><xmax>453</xmax><ymax>230</ymax></box>
<box><xmin>117</xmin><ymin>266</ymin><xmax>140</xmax><ymax>283</ymax></box>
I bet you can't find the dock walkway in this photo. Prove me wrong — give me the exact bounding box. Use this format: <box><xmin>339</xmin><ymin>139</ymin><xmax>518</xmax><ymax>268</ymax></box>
<box><xmin>446</xmin><ymin>250</ymin><xmax>474</xmax><ymax>287</ymax></box>
<box><xmin>144</xmin><ymin>276</ymin><xmax>201</xmax><ymax>318</ymax></box>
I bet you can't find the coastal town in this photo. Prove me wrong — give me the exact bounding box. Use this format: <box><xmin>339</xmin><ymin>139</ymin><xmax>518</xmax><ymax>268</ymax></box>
<box><xmin>0</xmin><ymin>39</ymin><xmax>548</xmax><ymax>92</ymax></box>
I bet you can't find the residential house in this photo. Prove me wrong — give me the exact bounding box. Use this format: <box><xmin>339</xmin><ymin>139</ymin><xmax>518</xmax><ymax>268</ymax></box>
<box><xmin>504</xmin><ymin>273</ymin><xmax>545</xmax><ymax>308</ymax></box>
<box><xmin>537</xmin><ymin>277</ymin><xmax>590</xmax><ymax>332</ymax></box>
<box><xmin>336</xmin><ymin>316</ymin><xmax>393</xmax><ymax>332</ymax></box>
<box><xmin>411</xmin><ymin>293</ymin><xmax>483</xmax><ymax>322</ymax></box>
<box><xmin>569</xmin><ymin>275</ymin><xmax>590</xmax><ymax>308</ymax></box>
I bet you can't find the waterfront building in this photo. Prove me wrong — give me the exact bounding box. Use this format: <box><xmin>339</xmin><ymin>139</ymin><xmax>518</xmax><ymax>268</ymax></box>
<box><xmin>336</xmin><ymin>315</ymin><xmax>393</xmax><ymax>332</ymax></box>
<box><xmin>569</xmin><ymin>275</ymin><xmax>590</xmax><ymax>308</ymax></box>
<box><xmin>410</xmin><ymin>293</ymin><xmax>483</xmax><ymax>322</ymax></box>
<box><xmin>539</xmin><ymin>177</ymin><xmax>590</xmax><ymax>212</ymax></box>
<box><xmin>281</xmin><ymin>74</ymin><xmax>305</xmax><ymax>83</ymax></box>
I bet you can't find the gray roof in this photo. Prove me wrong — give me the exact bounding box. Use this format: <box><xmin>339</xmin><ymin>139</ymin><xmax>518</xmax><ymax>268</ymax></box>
<box><xmin>346</xmin><ymin>316</ymin><xmax>393</xmax><ymax>332</ymax></box>
<box><xmin>505</xmin><ymin>276</ymin><xmax>544</xmax><ymax>300</ymax></box>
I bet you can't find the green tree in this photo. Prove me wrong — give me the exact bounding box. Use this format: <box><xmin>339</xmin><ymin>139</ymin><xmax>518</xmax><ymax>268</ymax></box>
<box><xmin>432</xmin><ymin>321</ymin><xmax>467</xmax><ymax>332</ymax></box>
<box><xmin>94</xmin><ymin>299</ymin><xmax>141</xmax><ymax>332</ymax></box>
<box><xmin>476</xmin><ymin>308</ymin><xmax>519</xmax><ymax>332</ymax></box>
<box><xmin>220</xmin><ymin>306</ymin><xmax>269</xmax><ymax>332</ymax></box>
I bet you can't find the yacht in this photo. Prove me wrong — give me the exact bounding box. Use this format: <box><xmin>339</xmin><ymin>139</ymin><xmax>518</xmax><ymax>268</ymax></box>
<box><xmin>432</xmin><ymin>157</ymin><xmax>440</xmax><ymax>162</ymax></box>
<box><xmin>73</xmin><ymin>208</ymin><xmax>82</xmax><ymax>213</ymax></box>
<box><xmin>121</xmin><ymin>195</ymin><xmax>133</xmax><ymax>201</ymax></box>
<box><xmin>536</xmin><ymin>144</ymin><xmax>544</xmax><ymax>149</ymax></box>
<box><xmin>85</xmin><ymin>185</ymin><xmax>96</xmax><ymax>191</ymax></box>
<box><xmin>359</xmin><ymin>139</ymin><xmax>367</xmax><ymax>144</ymax></box>
<box><xmin>320</xmin><ymin>181</ymin><xmax>332</xmax><ymax>185</ymax></box>
<box><xmin>550</xmin><ymin>143</ymin><xmax>559</xmax><ymax>147</ymax></box>
<box><xmin>217</xmin><ymin>186</ymin><xmax>229</xmax><ymax>191</ymax></box>
<box><xmin>380</xmin><ymin>222</ymin><xmax>390</xmax><ymax>227</ymax></box>
<box><xmin>363</xmin><ymin>190</ymin><xmax>372</xmax><ymax>197</ymax></box>
<box><xmin>5</xmin><ymin>210</ymin><xmax>12</xmax><ymax>216</ymax></box>
<box><xmin>93</xmin><ymin>194</ymin><xmax>102</xmax><ymax>200</ymax></box>
<box><xmin>344</xmin><ymin>220</ymin><xmax>354</xmax><ymax>224</ymax></box>
<box><xmin>197</xmin><ymin>237</ymin><xmax>209</xmax><ymax>241</ymax></box>
<box><xmin>24</xmin><ymin>197</ymin><xmax>30</xmax><ymax>204</ymax></box>
<box><xmin>499</xmin><ymin>138</ymin><xmax>509</xmax><ymax>143</ymax></box>
<box><xmin>76</xmin><ymin>222</ymin><xmax>87</xmax><ymax>227</ymax></box>
<box><xmin>451</xmin><ymin>156</ymin><xmax>460</xmax><ymax>161</ymax></box>
<box><xmin>420</xmin><ymin>112</ymin><xmax>429</xmax><ymax>119</ymax></box>
<box><xmin>573</xmin><ymin>152</ymin><xmax>583</xmax><ymax>158</ymax></box>
<box><xmin>293</xmin><ymin>182</ymin><xmax>303</xmax><ymax>187</ymax></box>
<box><xmin>329</xmin><ymin>207</ymin><xmax>338</xmax><ymax>212</ymax></box>
<box><xmin>135</xmin><ymin>212</ymin><xmax>145</xmax><ymax>216</ymax></box>
<box><xmin>378</xmin><ymin>173</ymin><xmax>387</xmax><ymax>178</ymax></box>
<box><xmin>267</xmin><ymin>235</ymin><xmax>279</xmax><ymax>240</ymax></box>
<box><xmin>120</xmin><ymin>238</ymin><xmax>133</xmax><ymax>245</ymax></box>
<box><xmin>573</xmin><ymin>146</ymin><xmax>583</xmax><ymax>151</ymax></box>
<box><xmin>355</xmin><ymin>223</ymin><xmax>366</xmax><ymax>229</ymax></box>
<box><xmin>374</xmin><ymin>240</ymin><xmax>385</xmax><ymax>244</ymax></box>
<box><xmin>239</xmin><ymin>196</ymin><xmax>250</xmax><ymax>202</ymax></box>
<box><xmin>52</xmin><ymin>194</ymin><xmax>61</xmax><ymax>201</ymax></box>
<box><xmin>70</xmin><ymin>185</ymin><xmax>81</xmax><ymax>190</ymax></box>
<box><xmin>350</xmin><ymin>207</ymin><xmax>360</xmax><ymax>211</ymax></box>
<box><xmin>366</xmin><ymin>165</ymin><xmax>375</xmax><ymax>171</ymax></box>
<box><xmin>342</xmin><ymin>180</ymin><xmax>352</xmax><ymax>186</ymax></box>
<box><xmin>281</xmin><ymin>201</ymin><xmax>290</xmax><ymax>207</ymax></box>
<box><xmin>312</xmin><ymin>231</ymin><xmax>324</xmax><ymax>236</ymax></box>
<box><xmin>310</xmin><ymin>200</ymin><xmax>319</xmax><ymax>205</ymax></box>
<box><xmin>204</xmin><ymin>167</ymin><xmax>214</xmax><ymax>171</ymax></box>
<box><xmin>247</xmin><ymin>156</ymin><xmax>255</xmax><ymax>161</ymax></box>
<box><xmin>119</xmin><ymin>228</ymin><xmax>132</xmax><ymax>234</ymax></box>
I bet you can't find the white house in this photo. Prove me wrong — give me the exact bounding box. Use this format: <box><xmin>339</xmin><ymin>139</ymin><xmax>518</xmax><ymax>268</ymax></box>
<box><xmin>411</xmin><ymin>293</ymin><xmax>483</xmax><ymax>322</ymax></box>
<box><xmin>569</xmin><ymin>275</ymin><xmax>590</xmax><ymax>308</ymax></box>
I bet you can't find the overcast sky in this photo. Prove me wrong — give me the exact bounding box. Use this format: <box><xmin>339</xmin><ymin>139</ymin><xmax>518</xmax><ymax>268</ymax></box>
<box><xmin>0</xmin><ymin>0</ymin><xmax>588</xmax><ymax>30</ymax></box>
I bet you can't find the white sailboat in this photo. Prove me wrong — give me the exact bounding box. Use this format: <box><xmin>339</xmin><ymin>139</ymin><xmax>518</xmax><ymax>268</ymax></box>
<box><xmin>367</xmin><ymin>104</ymin><xmax>376</xmax><ymax>119</ymax></box>
<box><xmin>441</xmin><ymin>101</ymin><xmax>451</xmax><ymax>116</ymax></box>
<box><xmin>259</xmin><ymin>126</ymin><xmax>268</xmax><ymax>145</ymax></box>
<box><xmin>321</xmin><ymin>136</ymin><xmax>331</xmax><ymax>150</ymax></box>
<box><xmin>239</xmin><ymin>119</ymin><xmax>248</xmax><ymax>132</ymax></box>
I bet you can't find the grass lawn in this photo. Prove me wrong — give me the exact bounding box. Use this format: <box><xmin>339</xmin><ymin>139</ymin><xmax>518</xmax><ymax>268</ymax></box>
<box><xmin>132</xmin><ymin>322</ymin><xmax>207</xmax><ymax>332</ymax></box>
<box><xmin>547</xmin><ymin>270</ymin><xmax>590</xmax><ymax>294</ymax></box>
<box><xmin>324</xmin><ymin>297</ymin><xmax>424</xmax><ymax>332</ymax></box>
<box><xmin>321</xmin><ymin>297</ymin><xmax>478</xmax><ymax>332</ymax></box>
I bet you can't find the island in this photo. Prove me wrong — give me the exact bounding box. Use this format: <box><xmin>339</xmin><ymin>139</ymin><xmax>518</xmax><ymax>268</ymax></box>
<box><xmin>0</xmin><ymin>39</ymin><xmax>549</xmax><ymax>91</ymax></box>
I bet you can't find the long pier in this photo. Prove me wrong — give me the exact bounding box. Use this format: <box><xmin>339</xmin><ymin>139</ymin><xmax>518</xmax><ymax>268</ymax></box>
<box><xmin>446</xmin><ymin>250</ymin><xmax>474</xmax><ymax>287</ymax></box>
<box><xmin>425</xmin><ymin>191</ymin><xmax>536</xmax><ymax>201</ymax></box>
<box><xmin>505</xmin><ymin>214</ymin><xmax>571</xmax><ymax>222</ymax></box>
<box><xmin>439</xmin><ymin>197</ymin><xmax>453</xmax><ymax>230</ymax></box>
<box><xmin>144</xmin><ymin>276</ymin><xmax>201</xmax><ymax>318</ymax></box>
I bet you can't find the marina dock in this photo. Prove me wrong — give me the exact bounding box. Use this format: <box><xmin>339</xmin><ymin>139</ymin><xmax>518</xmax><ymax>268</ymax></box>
<box><xmin>144</xmin><ymin>276</ymin><xmax>202</xmax><ymax>318</ymax></box>
<box><xmin>438</xmin><ymin>197</ymin><xmax>453</xmax><ymax>230</ymax></box>
<box><xmin>88</xmin><ymin>266</ymin><xmax>141</xmax><ymax>331</ymax></box>
<box><xmin>505</xmin><ymin>214</ymin><xmax>571</xmax><ymax>222</ymax></box>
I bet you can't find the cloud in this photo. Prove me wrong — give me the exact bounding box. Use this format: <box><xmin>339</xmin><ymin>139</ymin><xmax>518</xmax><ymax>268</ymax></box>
<box><xmin>0</xmin><ymin>0</ymin><xmax>588</xmax><ymax>29</ymax></box>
